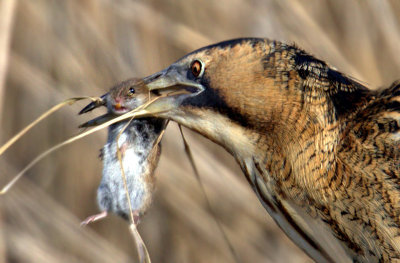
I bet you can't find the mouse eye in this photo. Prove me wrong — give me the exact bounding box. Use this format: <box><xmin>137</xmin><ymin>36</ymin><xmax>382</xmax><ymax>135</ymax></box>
<box><xmin>128</xmin><ymin>87</ymin><xmax>135</xmax><ymax>95</ymax></box>
<box><xmin>190</xmin><ymin>59</ymin><xmax>204</xmax><ymax>78</ymax></box>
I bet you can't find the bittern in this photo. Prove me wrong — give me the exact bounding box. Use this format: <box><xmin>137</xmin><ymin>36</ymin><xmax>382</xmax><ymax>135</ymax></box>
<box><xmin>86</xmin><ymin>38</ymin><xmax>399</xmax><ymax>262</ymax></box>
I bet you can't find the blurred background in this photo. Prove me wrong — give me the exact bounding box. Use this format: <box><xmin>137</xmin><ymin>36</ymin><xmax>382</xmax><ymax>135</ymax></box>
<box><xmin>1</xmin><ymin>0</ymin><xmax>400</xmax><ymax>262</ymax></box>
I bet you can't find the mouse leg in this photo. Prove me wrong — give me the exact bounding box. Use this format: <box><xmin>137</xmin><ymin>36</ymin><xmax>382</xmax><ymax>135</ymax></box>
<box><xmin>133</xmin><ymin>211</ymin><xmax>141</xmax><ymax>225</ymax></box>
<box><xmin>80</xmin><ymin>211</ymin><xmax>108</xmax><ymax>226</ymax></box>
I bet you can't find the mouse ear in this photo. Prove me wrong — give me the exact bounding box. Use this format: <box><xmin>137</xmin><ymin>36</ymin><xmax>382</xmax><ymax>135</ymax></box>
<box><xmin>79</xmin><ymin>93</ymin><xmax>107</xmax><ymax>114</ymax></box>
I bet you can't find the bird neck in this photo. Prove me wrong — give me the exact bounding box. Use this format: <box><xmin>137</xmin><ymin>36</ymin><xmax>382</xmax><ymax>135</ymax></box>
<box><xmin>165</xmin><ymin>105</ymin><xmax>342</xmax><ymax>201</ymax></box>
<box><xmin>251</xmin><ymin>108</ymin><xmax>343</xmax><ymax>201</ymax></box>
<box><xmin>266</xmin><ymin>113</ymin><xmax>341</xmax><ymax>199</ymax></box>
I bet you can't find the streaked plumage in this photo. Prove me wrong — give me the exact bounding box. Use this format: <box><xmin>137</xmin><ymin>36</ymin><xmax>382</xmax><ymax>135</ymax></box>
<box><xmin>82</xmin><ymin>38</ymin><xmax>399</xmax><ymax>262</ymax></box>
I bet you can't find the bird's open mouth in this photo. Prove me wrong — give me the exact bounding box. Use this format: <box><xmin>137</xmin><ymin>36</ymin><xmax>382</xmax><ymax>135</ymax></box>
<box><xmin>79</xmin><ymin>66</ymin><xmax>204</xmax><ymax>127</ymax></box>
<box><xmin>141</xmin><ymin>69</ymin><xmax>204</xmax><ymax>115</ymax></box>
<box><xmin>150</xmin><ymin>84</ymin><xmax>200</xmax><ymax>97</ymax></box>
<box><xmin>145</xmin><ymin>66</ymin><xmax>204</xmax><ymax>96</ymax></box>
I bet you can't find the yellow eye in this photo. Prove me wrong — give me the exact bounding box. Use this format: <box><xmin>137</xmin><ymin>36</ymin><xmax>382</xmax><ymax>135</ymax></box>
<box><xmin>190</xmin><ymin>60</ymin><xmax>203</xmax><ymax>78</ymax></box>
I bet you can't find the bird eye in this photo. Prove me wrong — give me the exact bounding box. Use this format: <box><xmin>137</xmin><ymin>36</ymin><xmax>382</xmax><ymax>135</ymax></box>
<box><xmin>190</xmin><ymin>60</ymin><xmax>203</xmax><ymax>78</ymax></box>
<box><xmin>129</xmin><ymin>87</ymin><xmax>135</xmax><ymax>94</ymax></box>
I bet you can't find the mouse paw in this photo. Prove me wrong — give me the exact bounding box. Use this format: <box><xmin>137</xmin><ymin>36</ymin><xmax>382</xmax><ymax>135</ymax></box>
<box><xmin>133</xmin><ymin>211</ymin><xmax>141</xmax><ymax>225</ymax></box>
<box><xmin>80</xmin><ymin>211</ymin><xmax>108</xmax><ymax>226</ymax></box>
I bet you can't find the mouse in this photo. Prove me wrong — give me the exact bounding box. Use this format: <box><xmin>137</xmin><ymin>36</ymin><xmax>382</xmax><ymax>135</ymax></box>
<box><xmin>80</xmin><ymin>78</ymin><xmax>167</xmax><ymax>225</ymax></box>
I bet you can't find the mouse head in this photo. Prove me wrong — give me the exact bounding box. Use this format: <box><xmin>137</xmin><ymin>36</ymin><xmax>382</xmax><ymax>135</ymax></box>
<box><xmin>107</xmin><ymin>78</ymin><xmax>150</xmax><ymax>115</ymax></box>
<box><xmin>78</xmin><ymin>78</ymin><xmax>152</xmax><ymax>128</ymax></box>
<box><xmin>79</xmin><ymin>78</ymin><xmax>151</xmax><ymax>116</ymax></box>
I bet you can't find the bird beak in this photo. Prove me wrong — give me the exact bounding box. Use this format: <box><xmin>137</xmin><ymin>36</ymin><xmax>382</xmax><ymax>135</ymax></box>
<box><xmin>78</xmin><ymin>93</ymin><xmax>107</xmax><ymax>115</ymax></box>
<box><xmin>79</xmin><ymin>113</ymin><xmax>114</xmax><ymax>128</ymax></box>
<box><xmin>143</xmin><ymin>66</ymin><xmax>204</xmax><ymax>114</ymax></box>
<box><xmin>78</xmin><ymin>65</ymin><xmax>204</xmax><ymax>126</ymax></box>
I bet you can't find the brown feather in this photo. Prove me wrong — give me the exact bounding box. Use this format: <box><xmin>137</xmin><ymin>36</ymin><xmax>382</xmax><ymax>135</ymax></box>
<box><xmin>156</xmin><ymin>38</ymin><xmax>400</xmax><ymax>262</ymax></box>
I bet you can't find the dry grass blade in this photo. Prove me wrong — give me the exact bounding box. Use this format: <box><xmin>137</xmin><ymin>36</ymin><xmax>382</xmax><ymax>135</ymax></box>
<box><xmin>129</xmin><ymin>223</ymin><xmax>151</xmax><ymax>263</ymax></box>
<box><xmin>115</xmin><ymin>117</ymin><xmax>153</xmax><ymax>263</ymax></box>
<box><xmin>0</xmin><ymin>97</ymin><xmax>101</xmax><ymax>156</ymax></box>
<box><xmin>116</xmin><ymin>117</ymin><xmax>136</xmax><ymax>224</ymax></box>
<box><xmin>178</xmin><ymin>125</ymin><xmax>241</xmax><ymax>263</ymax></box>
<box><xmin>1</xmin><ymin>87</ymin><xmax>186</xmax><ymax>195</ymax></box>
<box><xmin>0</xmin><ymin>0</ymin><xmax>16</xmax><ymax>127</ymax></box>
<box><xmin>116</xmin><ymin>115</ymin><xmax>167</xmax><ymax>263</ymax></box>
<box><xmin>0</xmin><ymin>95</ymin><xmax>163</xmax><ymax>195</ymax></box>
<box><xmin>5</xmin><ymin>1</ymin><xmax>400</xmax><ymax>262</ymax></box>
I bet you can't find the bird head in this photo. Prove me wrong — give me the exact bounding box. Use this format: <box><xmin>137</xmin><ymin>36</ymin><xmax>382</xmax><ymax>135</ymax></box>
<box><xmin>142</xmin><ymin>38</ymin><xmax>371</xmax><ymax>157</ymax></box>
<box><xmin>143</xmin><ymin>38</ymin><xmax>305</xmax><ymax>157</ymax></box>
<box><xmin>80</xmin><ymin>38</ymin><xmax>370</xmax><ymax>165</ymax></box>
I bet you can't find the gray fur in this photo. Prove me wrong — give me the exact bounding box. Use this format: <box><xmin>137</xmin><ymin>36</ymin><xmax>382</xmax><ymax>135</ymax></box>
<box><xmin>97</xmin><ymin>118</ymin><xmax>164</xmax><ymax>220</ymax></box>
<box><xmin>93</xmin><ymin>78</ymin><xmax>166</xmax><ymax>221</ymax></box>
